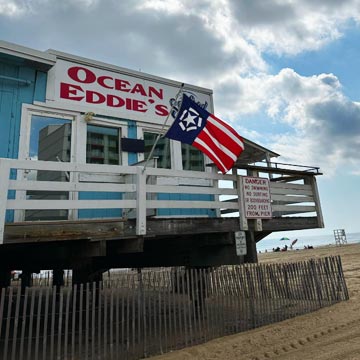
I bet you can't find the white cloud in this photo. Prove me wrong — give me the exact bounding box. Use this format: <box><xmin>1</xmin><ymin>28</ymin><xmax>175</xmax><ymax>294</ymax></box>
<box><xmin>1</xmin><ymin>0</ymin><xmax>360</xmax><ymax>177</ymax></box>
<box><xmin>221</xmin><ymin>69</ymin><xmax>360</xmax><ymax>177</ymax></box>
<box><xmin>2</xmin><ymin>0</ymin><xmax>360</xmax><ymax>63</ymax></box>
<box><xmin>228</xmin><ymin>0</ymin><xmax>360</xmax><ymax>55</ymax></box>
<box><xmin>1</xmin><ymin>0</ymin><xmax>358</xmax><ymax>81</ymax></box>
<box><xmin>0</xmin><ymin>0</ymin><xmax>26</xmax><ymax>16</ymax></box>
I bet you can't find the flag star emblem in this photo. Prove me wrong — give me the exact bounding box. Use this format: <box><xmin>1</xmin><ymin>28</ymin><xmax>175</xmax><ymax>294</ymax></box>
<box><xmin>179</xmin><ymin>107</ymin><xmax>203</xmax><ymax>132</ymax></box>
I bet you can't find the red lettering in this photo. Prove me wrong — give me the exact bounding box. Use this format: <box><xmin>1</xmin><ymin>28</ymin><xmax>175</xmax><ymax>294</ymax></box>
<box><xmin>114</xmin><ymin>79</ymin><xmax>131</xmax><ymax>92</ymax></box>
<box><xmin>130</xmin><ymin>83</ymin><xmax>147</xmax><ymax>96</ymax></box>
<box><xmin>86</xmin><ymin>91</ymin><xmax>106</xmax><ymax>104</ymax></box>
<box><xmin>98</xmin><ymin>75</ymin><xmax>114</xmax><ymax>89</ymax></box>
<box><xmin>60</xmin><ymin>82</ymin><xmax>84</xmax><ymax>101</ymax></box>
<box><xmin>125</xmin><ymin>98</ymin><xmax>133</xmax><ymax>110</ymax></box>
<box><xmin>132</xmin><ymin>99</ymin><xmax>147</xmax><ymax>112</ymax></box>
<box><xmin>68</xmin><ymin>66</ymin><xmax>96</xmax><ymax>84</ymax></box>
<box><xmin>107</xmin><ymin>95</ymin><xmax>125</xmax><ymax>107</ymax></box>
<box><xmin>155</xmin><ymin>104</ymin><xmax>169</xmax><ymax>116</ymax></box>
<box><xmin>148</xmin><ymin>86</ymin><xmax>163</xmax><ymax>99</ymax></box>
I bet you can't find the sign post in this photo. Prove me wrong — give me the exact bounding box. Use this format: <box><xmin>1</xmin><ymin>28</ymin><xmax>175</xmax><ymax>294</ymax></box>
<box><xmin>239</xmin><ymin>176</ymin><xmax>273</xmax><ymax>262</ymax></box>
<box><xmin>235</xmin><ymin>231</ymin><xmax>247</xmax><ymax>256</ymax></box>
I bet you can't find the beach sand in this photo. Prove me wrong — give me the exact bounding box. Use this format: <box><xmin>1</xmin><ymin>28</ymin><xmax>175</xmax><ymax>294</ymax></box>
<box><xmin>150</xmin><ymin>243</ymin><xmax>360</xmax><ymax>360</ymax></box>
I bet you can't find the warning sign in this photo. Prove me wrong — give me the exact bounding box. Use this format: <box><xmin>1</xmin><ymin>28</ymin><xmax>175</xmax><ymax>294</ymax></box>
<box><xmin>242</xmin><ymin>176</ymin><xmax>272</xmax><ymax>219</ymax></box>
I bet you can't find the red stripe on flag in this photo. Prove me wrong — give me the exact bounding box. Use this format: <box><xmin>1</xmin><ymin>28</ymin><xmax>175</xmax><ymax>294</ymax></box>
<box><xmin>206</xmin><ymin>115</ymin><xmax>244</xmax><ymax>156</ymax></box>
<box><xmin>193</xmin><ymin>137</ymin><xmax>228</xmax><ymax>173</ymax></box>
<box><xmin>194</xmin><ymin>129</ymin><xmax>237</xmax><ymax>173</ymax></box>
<box><xmin>209</xmin><ymin>114</ymin><xmax>243</xmax><ymax>141</ymax></box>
<box><xmin>191</xmin><ymin>115</ymin><xmax>243</xmax><ymax>173</ymax></box>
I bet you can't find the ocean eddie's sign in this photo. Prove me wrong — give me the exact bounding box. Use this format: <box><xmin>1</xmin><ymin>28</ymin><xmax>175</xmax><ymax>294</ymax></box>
<box><xmin>242</xmin><ymin>176</ymin><xmax>272</xmax><ymax>219</ymax></box>
<box><xmin>46</xmin><ymin>59</ymin><xmax>212</xmax><ymax>125</ymax></box>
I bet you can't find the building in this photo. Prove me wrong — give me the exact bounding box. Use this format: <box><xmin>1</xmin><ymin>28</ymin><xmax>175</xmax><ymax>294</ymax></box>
<box><xmin>0</xmin><ymin>40</ymin><xmax>324</xmax><ymax>286</ymax></box>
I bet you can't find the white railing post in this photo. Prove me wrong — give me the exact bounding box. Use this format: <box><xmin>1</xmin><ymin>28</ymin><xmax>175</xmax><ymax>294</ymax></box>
<box><xmin>212</xmin><ymin>166</ymin><xmax>221</xmax><ymax>217</ymax></box>
<box><xmin>308</xmin><ymin>176</ymin><xmax>325</xmax><ymax>228</ymax></box>
<box><xmin>237</xmin><ymin>175</ymin><xmax>248</xmax><ymax>231</ymax></box>
<box><xmin>0</xmin><ymin>159</ymin><xmax>11</xmax><ymax>244</ymax></box>
<box><xmin>136</xmin><ymin>166</ymin><xmax>147</xmax><ymax>235</ymax></box>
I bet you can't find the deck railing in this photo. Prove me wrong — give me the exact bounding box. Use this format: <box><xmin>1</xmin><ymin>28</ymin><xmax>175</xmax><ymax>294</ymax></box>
<box><xmin>0</xmin><ymin>158</ymin><xmax>323</xmax><ymax>243</ymax></box>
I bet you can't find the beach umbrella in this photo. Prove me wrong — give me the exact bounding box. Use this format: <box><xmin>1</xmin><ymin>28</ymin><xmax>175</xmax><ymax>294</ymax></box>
<box><xmin>291</xmin><ymin>239</ymin><xmax>298</xmax><ymax>246</ymax></box>
<box><xmin>280</xmin><ymin>237</ymin><xmax>290</xmax><ymax>241</ymax></box>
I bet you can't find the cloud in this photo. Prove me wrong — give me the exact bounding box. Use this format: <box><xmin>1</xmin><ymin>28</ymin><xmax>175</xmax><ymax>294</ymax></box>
<box><xmin>1</xmin><ymin>0</ymin><xmax>357</xmax><ymax>81</ymax></box>
<box><xmin>1</xmin><ymin>0</ymin><xmax>360</xmax><ymax>177</ymax></box>
<box><xmin>228</xmin><ymin>0</ymin><xmax>360</xmax><ymax>55</ymax></box>
<box><xmin>0</xmin><ymin>0</ymin><xmax>27</xmax><ymax>16</ymax></box>
<box><xmin>0</xmin><ymin>0</ymin><xmax>267</xmax><ymax>81</ymax></box>
<box><xmin>1</xmin><ymin>0</ymin><xmax>360</xmax><ymax>66</ymax></box>
<box><xmin>224</xmin><ymin>69</ymin><xmax>360</xmax><ymax>177</ymax></box>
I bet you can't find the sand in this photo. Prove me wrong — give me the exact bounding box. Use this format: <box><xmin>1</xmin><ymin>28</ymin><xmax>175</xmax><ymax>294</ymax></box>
<box><xmin>150</xmin><ymin>243</ymin><xmax>360</xmax><ymax>360</ymax></box>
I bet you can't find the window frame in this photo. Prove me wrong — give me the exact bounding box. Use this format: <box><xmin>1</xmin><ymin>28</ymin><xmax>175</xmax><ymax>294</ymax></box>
<box><xmin>137</xmin><ymin>124</ymin><xmax>207</xmax><ymax>171</ymax></box>
<box><xmin>86</xmin><ymin>124</ymin><xmax>122</xmax><ymax>166</ymax></box>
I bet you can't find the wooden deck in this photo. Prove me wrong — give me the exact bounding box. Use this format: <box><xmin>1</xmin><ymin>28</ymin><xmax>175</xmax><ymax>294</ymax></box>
<box><xmin>0</xmin><ymin>157</ymin><xmax>324</xmax><ymax>276</ymax></box>
<box><xmin>0</xmin><ymin>215</ymin><xmax>321</xmax><ymax>273</ymax></box>
<box><xmin>3</xmin><ymin>216</ymin><xmax>320</xmax><ymax>244</ymax></box>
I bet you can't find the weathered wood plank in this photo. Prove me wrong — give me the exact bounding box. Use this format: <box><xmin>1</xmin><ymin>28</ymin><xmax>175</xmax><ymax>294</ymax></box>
<box><xmin>270</xmin><ymin>194</ymin><xmax>314</xmax><ymax>203</ymax></box>
<box><xmin>146</xmin><ymin>167</ymin><xmax>236</xmax><ymax>181</ymax></box>
<box><xmin>0</xmin><ymin>158</ymin><xmax>138</xmax><ymax>174</ymax></box>
<box><xmin>2</xmin><ymin>216</ymin><xmax>322</xmax><ymax>245</ymax></box>
<box><xmin>7</xmin><ymin>199</ymin><xmax>136</xmax><ymax>210</ymax></box>
<box><xmin>235</xmin><ymin>163</ymin><xmax>321</xmax><ymax>176</ymax></box>
<box><xmin>9</xmin><ymin>180</ymin><xmax>136</xmax><ymax>193</ymax></box>
<box><xmin>0</xmin><ymin>159</ymin><xmax>11</xmax><ymax>244</ymax></box>
<box><xmin>270</xmin><ymin>187</ymin><xmax>313</xmax><ymax>196</ymax></box>
<box><xmin>146</xmin><ymin>184</ymin><xmax>237</xmax><ymax>196</ymax></box>
<box><xmin>271</xmin><ymin>205</ymin><xmax>316</xmax><ymax>213</ymax></box>
<box><xmin>308</xmin><ymin>176</ymin><xmax>324</xmax><ymax>228</ymax></box>
<box><xmin>11</xmin><ymin>288</ymin><xmax>22</xmax><ymax>360</ymax></box>
<box><xmin>147</xmin><ymin>200</ymin><xmax>239</xmax><ymax>209</ymax></box>
<box><xmin>4</xmin><ymin>219</ymin><xmax>127</xmax><ymax>242</ymax></box>
<box><xmin>136</xmin><ymin>166</ymin><xmax>147</xmax><ymax>235</ymax></box>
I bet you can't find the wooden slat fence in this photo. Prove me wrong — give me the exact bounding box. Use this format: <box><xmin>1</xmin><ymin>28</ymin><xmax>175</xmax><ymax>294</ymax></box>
<box><xmin>0</xmin><ymin>256</ymin><xmax>348</xmax><ymax>360</ymax></box>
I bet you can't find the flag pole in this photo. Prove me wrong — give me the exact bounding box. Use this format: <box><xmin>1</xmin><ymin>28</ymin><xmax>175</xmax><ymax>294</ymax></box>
<box><xmin>142</xmin><ymin>83</ymin><xmax>184</xmax><ymax>172</ymax></box>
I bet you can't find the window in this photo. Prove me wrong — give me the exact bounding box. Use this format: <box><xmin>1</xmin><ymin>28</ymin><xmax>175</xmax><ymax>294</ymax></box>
<box><xmin>86</xmin><ymin>125</ymin><xmax>120</xmax><ymax>165</ymax></box>
<box><xmin>25</xmin><ymin>115</ymin><xmax>73</xmax><ymax>221</ymax></box>
<box><xmin>144</xmin><ymin>132</ymin><xmax>171</xmax><ymax>169</ymax></box>
<box><xmin>181</xmin><ymin>143</ymin><xmax>205</xmax><ymax>171</ymax></box>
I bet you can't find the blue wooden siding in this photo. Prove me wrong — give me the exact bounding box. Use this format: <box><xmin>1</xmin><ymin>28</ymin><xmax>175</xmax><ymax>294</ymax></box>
<box><xmin>1</xmin><ymin>56</ymin><xmax>48</xmax><ymax>222</ymax></box>
<box><xmin>157</xmin><ymin>193</ymin><xmax>216</xmax><ymax>217</ymax></box>
<box><xmin>0</xmin><ymin>57</ymin><xmax>47</xmax><ymax>159</ymax></box>
<box><xmin>78</xmin><ymin>191</ymin><xmax>122</xmax><ymax>219</ymax></box>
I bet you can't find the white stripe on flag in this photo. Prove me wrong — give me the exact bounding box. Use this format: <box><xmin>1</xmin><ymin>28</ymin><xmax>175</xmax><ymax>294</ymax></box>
<box><xmin>207</xmin><ymin>115</ymin><xmax>244</xmax><ymax>150</ymax></box>
<box><xmin>202</xmin><ymin>127</ymin><xmax>238</xmax><ymax>162</ymax></box>
<box><xmin>193</xmin><ymin>137</ymin><xmax>227</xmax><ymax>172</ymax></box>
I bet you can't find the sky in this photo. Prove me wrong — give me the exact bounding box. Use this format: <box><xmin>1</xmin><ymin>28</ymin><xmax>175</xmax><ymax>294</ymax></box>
<box><xmin>1</xmin><ymin>0</ymin><xmax>360</xmax><ymax>240</ymax></box>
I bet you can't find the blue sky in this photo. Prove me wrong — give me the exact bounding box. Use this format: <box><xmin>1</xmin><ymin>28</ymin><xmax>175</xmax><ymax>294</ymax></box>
<box><xmin>265</xmin><ymin>25</ymin><xmax>360</xmax><ymax>99</ymax></box>
<box><xmin>1</xmin><ymin>0</ymin><xmax>360</xmax><ymax>239</ymax></box>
